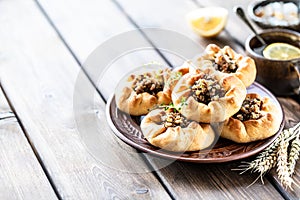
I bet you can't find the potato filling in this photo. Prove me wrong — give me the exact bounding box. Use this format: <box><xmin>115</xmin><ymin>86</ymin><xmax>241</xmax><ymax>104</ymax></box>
<box><xmin>212</xmin><ymin>52</ymin><xmax>238</xmax><ymax>73</ymax></box>
<box><xmin>233</xmin><ymin>97</ymin><xmax>263</xmax><ymax>121</ymax></box>
<box><xmin>191</xmin><ymin>76</ymin><xmax>225</xmax><ymax>105</ymax></box>
<box><xmin>132</xmin><ymin>73</ymin><xmax>163</xmax><ymax>95</ymax></box>
<box><xmin>163</xmin><ymin>109</ymin><xmax>189</xmax><ymax>128</ymax></box>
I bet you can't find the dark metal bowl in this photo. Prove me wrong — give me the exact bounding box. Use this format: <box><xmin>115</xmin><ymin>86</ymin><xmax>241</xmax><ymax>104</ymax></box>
<box><xmin>245</xmin><ymin>29</ymin><xmax>300</xmax><ymax>96</ymax></box>
<box><xmin>248</xmin><ymin>0</ymin><xmax>300</xmax><ymax>31</ymax></box>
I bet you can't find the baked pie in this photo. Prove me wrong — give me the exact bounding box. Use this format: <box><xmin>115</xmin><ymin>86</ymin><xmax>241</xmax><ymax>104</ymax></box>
<box><xmin>114</xmin><ymin>44</ymin><xmax>281</xmax><ymax>151</ymax></box>
<box><xmin>172</xmin><ymin>70</ymin><xmax>247</xmax><ymax>123</ymax></box>
<box><xmin>140</xmin><ymin>107</ymin><xmax>215</xmax><ymax>151</ymax></box>
<box><xmin>196</xmin><ymin>44</ymin><xmax>256</xmax><ymax>87</ymax></box>
<box><xmin>221</xmin><ymin>93</ymin><xmax>281</xmax><ymax>143</ymax></box>
<box><xmin>116</xmin><ymin>67</ymin><xmax>172</xmax><ymax>116</ymax></box>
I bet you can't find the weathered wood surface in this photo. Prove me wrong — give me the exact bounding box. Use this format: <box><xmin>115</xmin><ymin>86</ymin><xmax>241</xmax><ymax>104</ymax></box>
<box><xmin>196</xmin><ymin>0</ymin><xmax>300</xmax><ymax>198</ymax></box>
<box><xmin>114</xmin><ymin>0</ymin><xmax>300</xmax><ymax>198</ymax></box>
<box><xmin>1</xmin><ymin>0</ymin><xmax>300</xmax><ymax>199</ymax></box>
<box><xmin>114</xmin><ymin>0</ymin><xmax>244</xmax><ymax>60</ymax></box>
<box><xmin>0</xmin><ymin>0</ymin><xmax>171</xmax><ymax>199</ymax></box>
<box><xmin>36</xmin><ymin>0</ymin><xmax>173</xmax><ymax>99</ymax></box>
<box><xmin>36</xmin><ymin>0</ymin><xmax>295</xmax><ymax>198</ymax></box>
<box><xmin>112</xmin><ymin>0</ymin><xmax>298</xmax><ymax>199</ymax></box>
<box><xmin>0</xmin><ymin>87</ymin><xmax>57</xmax><ymax>199</ymax></box>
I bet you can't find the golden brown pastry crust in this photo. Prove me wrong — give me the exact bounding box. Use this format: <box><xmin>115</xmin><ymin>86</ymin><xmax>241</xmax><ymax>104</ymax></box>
<box><xmin>197</xmin><ymin>44</ymin><xmax>256</xmax><ymax>87</ymax></box>
<box><xmin>172</xmin><ymin>70</ymin><xmax>247</xmax><ymax>123</ymax></box>
<box><xmin>221</xmin><ymin>93</ymin><xmax>281</xmax><ymax>143</ymax></box>
<box><xmin>165</xmin><ymin>61</ymin><xmax>194</xmax><ymax>92</ymax></box>
<box><xmin>140</xmin><ymin>108</ymin><xmax>215</xmax><ymax>152</ymax></box>
<box><xmin>116</xmin><ymin>68</ymin><xmax>172</xmax><ymax>116</ymax></box>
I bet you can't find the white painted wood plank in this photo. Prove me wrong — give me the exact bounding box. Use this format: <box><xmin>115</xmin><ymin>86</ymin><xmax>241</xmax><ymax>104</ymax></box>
<box><xmin>0</xmin><ymin>88</ymin><xmax>57</xmax><ymax>200</ymax></box>
<box><xmin>0</xmin><ymin>0</ymin><xmax>171</xmax><ymax>199</ymax></box>
<box><xmin>114</xmin><ymin>0</ymin><xmax>243</xmax><ymax>54</ymax></box>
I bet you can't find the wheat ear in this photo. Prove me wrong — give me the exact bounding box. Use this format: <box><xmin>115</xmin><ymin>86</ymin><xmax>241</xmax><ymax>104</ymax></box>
<box><xmin>277</xmin><ymin>138</ymin><xmax>293</xmax><ymax>190</ymax></box>
<box><xmin>288</xmin><ymin>135</ymin><xmax>300</xmax><ymax>176</ymax></box>
<box><xmin>238</xmin><ymin>129</ymin><xmax>291</xmax><ymax>175</ymax></box>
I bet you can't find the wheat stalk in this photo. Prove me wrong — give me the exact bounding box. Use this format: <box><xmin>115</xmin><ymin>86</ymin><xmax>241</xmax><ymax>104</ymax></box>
<box><xmin>285</xmin><ymin>135</ymin><xmax>300</xmax><ymax>190</ymax></box>
<box><xmin>235</xmin><ymin>122</ymin><xmax>300</xmax><ymax>188</ymax></box>
<box><xmin>238</xmin><ymin>129</ymin><xmax>291</xmax><ymax>175</ymax></box>
<box><xmin>241</xmin><ymin>123</ymin><xmax>300</xmax><ymax>172</ymax></box>
<box><xmin>288</xmin><ymin>135</ymin><xmax>300</xmax><ymax>177</ymax></box>
<box><xmin>277</xmin><ymin>138</ymin><xmax>293</xmax><ymax>190</ymax></box>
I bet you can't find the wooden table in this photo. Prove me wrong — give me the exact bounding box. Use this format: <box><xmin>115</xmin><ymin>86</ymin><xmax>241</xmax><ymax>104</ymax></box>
<box><xmin>1</xmin><ymin>0</ymin><xmax>300</xmax><ymax>199</ymax></box>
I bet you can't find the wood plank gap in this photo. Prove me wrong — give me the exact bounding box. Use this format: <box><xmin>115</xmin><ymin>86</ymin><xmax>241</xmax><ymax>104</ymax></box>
<box><xmin>138</xmin><ymin>155</ymin><xmax>176</xmax><ymax>200</ymax></box>
<box><xmin>33</xmin><ymin>1</ymin><xmax>175</xmax><ymax>198</ymax></box>
<box><xmin>108</xmin><ymin>1</ymin><xmax>191</xmax><ymax>198</ymax></box>
<box><xmin>266</xmin><ymin>174</ymin><xmax>291</xmax><ymax>200</ymax></box>
<box><xmin>0</xmin><ymin>115</ymin><xmax>15</xmax><ymax>120</ymax></box>
<box><xmin>35</xmin><ymin>0</ymin><xmax>171</xmax><ymax>106</ymax></box>
<box><xmin>0</xmin><ymin>84</ymin><xmax>62</xmax><ymax>200</ymax></box>
<box><xmin>111</xmin><ymin>0</ymin><xmax>174</xmax><ymax>68</ymax></box>
<box><xmin>33</xmin><ymin>0</ymin><xmax>107</xmax><ymax>102</ymax></box>
<box><xmin>189</xmin><ymin>1</ymin><xmax>298</xmax><ymax>198</ymax></box>
<box><xmin>33</xmin><ymin>0</ymin><xmax>80</xmax><ymax>66</ymax></box>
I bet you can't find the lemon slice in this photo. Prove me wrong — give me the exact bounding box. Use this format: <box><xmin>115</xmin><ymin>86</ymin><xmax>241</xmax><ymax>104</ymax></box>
<box><xmin>186</xmin><ymin>7</ymin><xmax>228</xmax><ymax>38</ymax></box>
<box><xmin>263</xmin><ymin>43</ymin><xmax>300</xmax><ymax>60</ymax></box>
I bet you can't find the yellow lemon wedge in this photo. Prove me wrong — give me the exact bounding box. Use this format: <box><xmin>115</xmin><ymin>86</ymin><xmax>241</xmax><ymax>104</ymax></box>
<box><xmin>263</xmin><ymin>43</ymin><xmax>300</xmax><ymax>60</ymax></box>
<box><xmin>186</xmin><ymin>7</ymin><xmax>228</xmax><ymax>38</ymax></box>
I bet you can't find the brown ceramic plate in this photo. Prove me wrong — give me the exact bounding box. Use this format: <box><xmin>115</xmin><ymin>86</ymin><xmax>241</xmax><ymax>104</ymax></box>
<box><xmin>106</xmin><ymin>82</ymin><xmax>285</xmax><ymax>163</ymax></box>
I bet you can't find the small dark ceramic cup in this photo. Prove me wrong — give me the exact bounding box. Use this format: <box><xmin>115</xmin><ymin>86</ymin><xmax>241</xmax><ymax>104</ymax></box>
<box><xmin>245</xmin><ymin>29</ymin><xmax>300</xmax><ymax>96</ymax></box>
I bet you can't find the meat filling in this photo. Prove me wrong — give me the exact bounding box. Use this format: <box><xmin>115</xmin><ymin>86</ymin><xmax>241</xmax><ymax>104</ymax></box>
<box><xmin>191</xmin><ymin>76</ymin><xmax>225</xmax><ymax>105</ymax></box>
<box><xmin>212</xmin><ymin>52</ymin><xmax>238</xmax><ymax>73</ymax></box>
<box><xmin>163</xmin><ymin>109</ymin><xmax>189</xmax><ymax>128</ymax></box>
<box><xmin>132</xmin><ymin>73</ymin><xmax>163</xmax><ymax>95</ymax></box>
<box><xmin>234</xmin><ymin>97</ymin><xmax>263</xmax><ymax>121</ymax></box>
